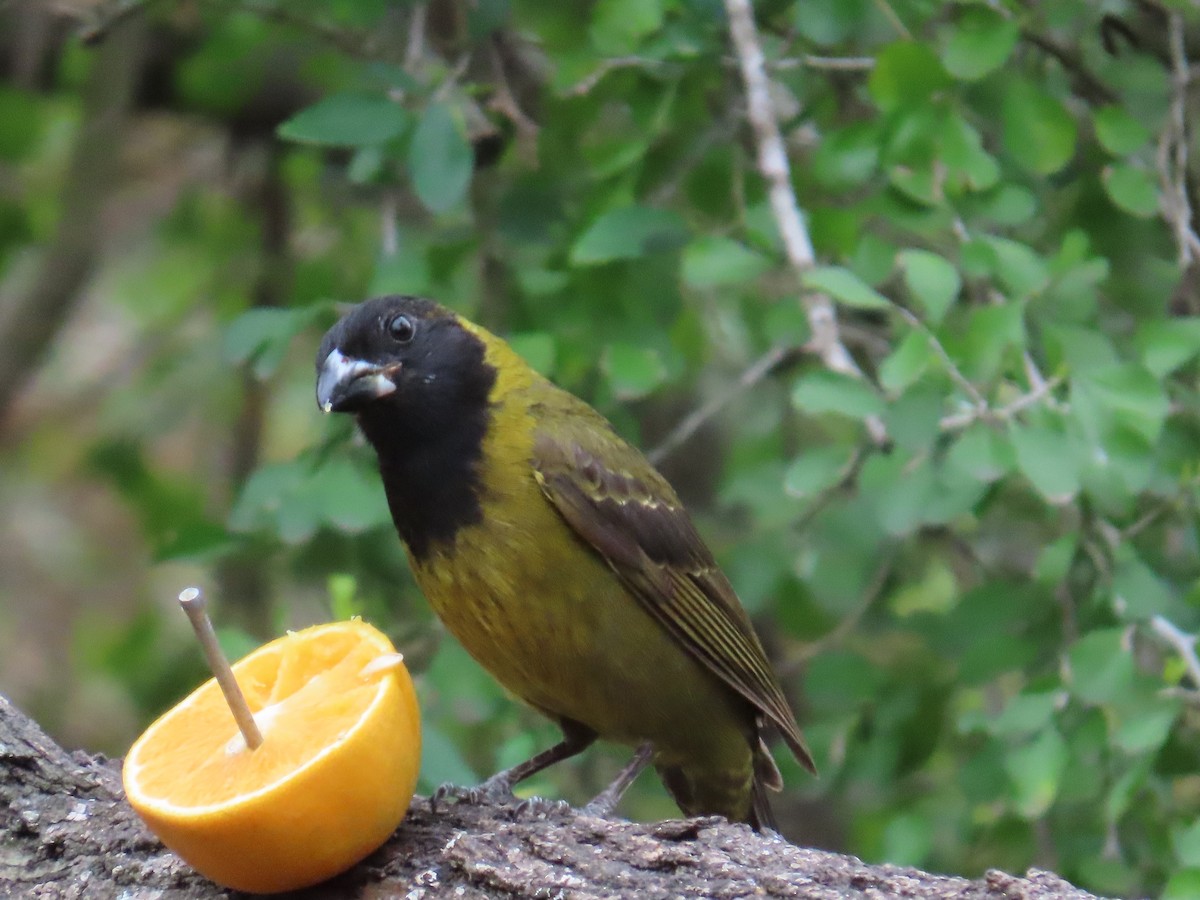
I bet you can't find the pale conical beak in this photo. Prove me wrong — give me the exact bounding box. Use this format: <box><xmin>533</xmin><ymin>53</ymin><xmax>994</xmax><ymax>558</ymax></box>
<box><xmin>316</xmin><ymin>348</ymin><xmax>398</xmax><ymax>413</ymax></box>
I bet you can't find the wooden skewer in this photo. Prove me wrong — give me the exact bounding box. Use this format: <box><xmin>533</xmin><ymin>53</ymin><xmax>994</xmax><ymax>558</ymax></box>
<box><xmin>177</xmin><ymin>587</ymin><xmax>264</xmax><ymax>750</ymax></box>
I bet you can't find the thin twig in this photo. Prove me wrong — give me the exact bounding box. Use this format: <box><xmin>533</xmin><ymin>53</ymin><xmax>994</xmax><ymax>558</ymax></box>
<box><xmin>772</xmin><ymin>55</ymin><xmax>876</xmax><ymax>72</ymax></box>
<box><xmin>648</xmin><ymin>346</ymin><xmax>794</xmax><ymax>466</ymax></box>
<box><xmin>1161</xmin><ymin>686</ymin><xmax>1200</xmax><ymax>706</ymax></box>
<box><xmin>894</xmin><ymin>305</ymin><xmax>986</xmax><ymax>410</ymax></box>
<box><xmin>781</xmin><ymin>548</ymin><xmax>896</xmax><ymax>674</ymax></box>
<box><xmin>1157</xmin><ymin>11</ymin><xmax>1200</xmax><ymax>266</ymax></box>
<box><xmin>566</xmin><ymin>57</ymin><xmax>667</xmax><ymax>96</ymax></box>
<box><xmin>487</xmin><ymin>39</ymin><xmax>540</xmax><ymax>149</ymax></box>
<box><xmin>1020</xmin><ymin>29</ymin><xmax>1118</xmax><ymax>105</ymax></box>
<box><xmin>872</xmin><ymin>0</ymin><xmax>912</xmax><ymax>39</ymax></box>
<box><xmin>76</xmin><ymin>0</ymin><xmax>160</xmax><ymax>43</ymax></box>
<box><xmin>232</xmin><ymin>0</ymin><xmax>380</xmax><ymax>59</ymax></box>
<box><xmin>432</xmin><ymin>54</ymin><xmax>473</xmax><ymax>103</ymax></box>
<box><xmin>938</xmin><ymin>374</ymin><xmax>1063</xmax><ymax>431</ymax></box>
<box><xmin>381</xmin><ymin>192</ymin><xmax>399</xmax><ymax>258</ymax></box>
<box><xmin>648</xmin><ymin>109</ymin><xmax>740</xmax><ymax>207</ymax></box>
<box><xmin>1120</xmin><ymin>473</ymin><xmax>1200</xmax><ymax>541</ymax></box>
<box><xmin>1150</xmin><ymin>615</ymin><xmax>1200</xmax><ymax>690</ymax></box>
<box><xmin>405</xmin><ymin>2</ymin><xmax>426</xmax><ymax>72</ymax></box>
<box><xmin>722</xmin><ymin>0</ymin><xmax>887</xmax><ymax>445</ymax></box>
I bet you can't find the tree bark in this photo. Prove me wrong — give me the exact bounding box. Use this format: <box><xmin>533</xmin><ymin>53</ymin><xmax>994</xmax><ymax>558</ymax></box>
<box><xmin>0</xmin><ymin>16</ymin><xmax>146</xmax><ymax>428</ymax></box>
<box><xmin>0</xmin><ymin>694</ymin><xmax>1105</xmax><ymax>899</ymax></box>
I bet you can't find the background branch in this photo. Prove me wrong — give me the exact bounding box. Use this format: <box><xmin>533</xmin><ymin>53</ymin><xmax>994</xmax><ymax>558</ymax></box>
<box><xmin>722</xmin><ymin>0</ymin><xmax>887</xmax><ymax>446</ymax></box>
<box><xmin>0</xmin><ymin>16</ymin><xmax>146</xmax><ymax>428</ymax></box>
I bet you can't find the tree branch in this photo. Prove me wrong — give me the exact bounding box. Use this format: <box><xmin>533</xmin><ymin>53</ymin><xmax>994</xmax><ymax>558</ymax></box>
<box><xmin>722</xmin><ymin>0</ymin><xmax>887</xmax><ymax>446</ymax></box>
<box><xmin>648</xmin><ymin>345</ymin><xmax>797</xmax><ymax>465</ymax></box>
<box><xmin>0</xmin><ymin>15</ymin><xmax>146</xmax><ymax>428</ymax></box>
<box><xmin>0</xmin><ymin>694</ymin><xmax>1106</xmax><ymax>898</ymax></box>
<box><xmin>1150</xmin><ymin>615</ymin><xmax>1200</xmax><ymax>691</ymax></box>
<box><xmin>1156</xmin><ymin>10</ymin><xmax>1200</xmax><ymax>266</ymax></box>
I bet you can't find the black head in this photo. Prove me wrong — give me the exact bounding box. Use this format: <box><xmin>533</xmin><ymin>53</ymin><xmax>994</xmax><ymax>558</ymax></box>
<box><xmin>315</xmin><ymin>295</ymin><xmax>494</xmax><ymax>425</ymax></box>
<box><xmin>316</xmin><ymin>296</ymin><xmax>499</xmax><ymax>558</ymax></box>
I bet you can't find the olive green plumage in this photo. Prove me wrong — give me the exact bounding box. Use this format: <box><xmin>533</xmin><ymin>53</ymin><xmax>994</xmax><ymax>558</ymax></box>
<box><xmin>315</xmin><ymin>295</ymin><xmax>814</xmax><ymax>828</ymax></box>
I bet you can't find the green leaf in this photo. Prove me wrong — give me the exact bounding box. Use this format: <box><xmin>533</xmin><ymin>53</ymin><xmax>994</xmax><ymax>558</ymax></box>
<box><xmin>1068</xmin><ymin>628</ymin><xmax>1134</xmax><ymax>705</ymax></box>
<box><xmin>898</xmin><ymin>249</ymin><xmax>960</xmax><ymax>323</ymax></box>
<box><xmin>1164</xmin><ymin>869</ymin><xmax>1200</xmax><ymax>900</ymax></box>
<box><xmin>1112</xmin><ymin>546</ymin><xmax>1175</xmax><ymax>620</ymax></box>
<box><xmin>0</xmin><ymin>87</ymin><xmax>45</xmax><ymax>161</ymax></box>
<box><xmin>314</xmin><ymin>458</ymin><xmax>392</xmax><ymax>533</ymax></box>
<box><xmin>327</xmin><ymin>573</ymin><xmax>362</xmax><ymax>620</ymax></box>
<box><xmin>884</xmin><ymin>384</ymin><xmax>945</xmax><ymax>452</ymax></box>
<box><xmin>408</xmin><ymin>103</ymin><xmax>473</xmax><ymax>213</ymax></box>
<box><xmin>1093</xmin><ymin>105</ymin><xmax>1151</xmax><ymax>156</ymax></box>
<box><xmin>602</xmin><ymin>342</ymin><xmax>667</xmax><ymax>399</ymax></box>
<box><xmin>371</xmin><ymin>243</ymin><xmax>433</xmax><ymax>298</ymax></box>
<box><xmin>571</xmin><ymin>206</ymin><xmax>688</xmax><ymax>265</ymax></box>
<box><xmin>1115</xmin><ymin>699</ymin><xmax>1180</xmax><ymax>754</ymax></box>
<box><xmin>1102</xmin><ymin>163</ymin><xmax>1159</xmax><ymax>218</ymax></box>
<box><xmin>783</xmin><ymin>445</ymin><xmax>854</xmax><ymax>499</ymax></box>
<box><xmin>1175</xmin><ymin>821</ymin><xmax>1200</xmax><ymax>868</ymax></box>
<box><xmin>792</xmin><ymin>370</ymin><xmax>885</xmax><ymax>420</ymax></box>
<box><xmin>975</xmin><ymin>183</ymin><xmax>1037</xmax><ymax>226</ymax></box>
<box><xmin>508</xmin><ymin>332</ymin><xmax>557</xmax><ymax>376</ymax></box>
<box><xmin>1005</xmin><ymin>727</ymin><xmax>1068</xmax><ymax>818</ymax></box>
<box><xmin>947</xmin><ymin>423</ymin><xmax>1015</xmax><ymax>482</ymax></box>
<box><xmin>940</xmin><ymin>114</ymin><xmax>1000</xmax><ymax>191</ymax></box>
<box><xmin>958</xmin><ymin>302</ymin><xmax>1025</xmax><ymax>382</ymax></box>
<box><xmin>942</xmin><ymin>6</ymin><xmax>1019</xmax><ymax>81</ymax></box>
<box><xmin>1081</xmin><ymin>363</ymin><xmax>1170</xmax><ymax>443</ymax></box>
<box><xmin>1002</xmin><ymin>79</ymin><xmax>1077</xmax><ymax>175</ymax></box>
<box><xmin>988</xmin><ymin>691</ymin><xmax>1060</xmax><ymax>737</ymax></box>
<box><xmin>868</xmin><ymin>41</ymin><xmax>952</xmax><ymax>112</ymax></box>
<box><xmin>1106</xmin><ymin>760</ymin><xmax>1151</xmax><ymax>822</ymax></box>
<box><xmin>984</xmin><ymin>237</ymin><xmax>1049</xmax><ymax>298</ymax></box>
<box><xmin>802</xmin><ymin>265</ymin><xmax>890</xmax><ymax>309</ymax></box>
<box><xmin>681</xmin><ymin>236</ymin><xmax>772</xmax><ymax>288</ymax></box>
<box><xmin>890</xmin><ymin>557</ymin><xmax>957</xmax><ymax>616</ymax></box>
<box><xmin>278</xmin><ymin>93</ymin><xmax>408</xmax><ymax>147</ymax></box>
<box><xmin>1009</xmin><ymin>419</ymin><xmax>1080</xmax><ymax>503</ymax></box>
<box><xmin>223</xmin><ymin>307</ymin><xmax>320</xmax><ymax>379</ymax></box>
<box><xmin>1034</xmin><ymin>535</ymin><xmax>1075</xmax><ymax>586</ymax></box>
<box><xmin>590</xmin><ymin>0</ymin><xmax>664</xmax><ymax>54</ymax></box>
<box><xmin>812</xmin><ymin>121</ymin><xmax>881</xmax><ymax>189</ymax></box>
<box><xmin>881</xmin><ymin>812</ymin><xmax>933</xmax><ymax>867</ymax></box>
<box><xmin>418</xmin><ymin>723</ymin><xmax>478</xmax><ymax>791</ymax></box>
<box><xmin>794</xmin><ymin>0</ymin><xmax>872</xmax><ymax>47</ymax></box>
<box><xmin>1136</xmin><ymin>317</ymin><xmax>1200</xmax><ymax>376</ymax></box>
<box><xmin>878</xmin><ymin>330</ymin><xmax>933</xmax><ymax>393</ymax></box>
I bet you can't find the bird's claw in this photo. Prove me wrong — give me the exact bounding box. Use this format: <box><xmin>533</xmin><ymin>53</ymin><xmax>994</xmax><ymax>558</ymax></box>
<box><xmin>429</xmin><ymin>777</ymin><xmax>519</xmax><ymax>813</ymax></box>
<box><xmin>579</xmin><ymin>798</ymin><xmax>617</xmax><ymax>819</ymax></box>
<box><xmin>515</xmin><ymin>796</ymin><xmax>574</xmax><ymax>819</ymax></box>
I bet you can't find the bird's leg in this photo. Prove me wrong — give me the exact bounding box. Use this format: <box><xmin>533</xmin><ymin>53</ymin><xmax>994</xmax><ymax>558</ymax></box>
<box><xmin>582</xmin><ymin>741</ymin><xmax>655</xmax><ymax>818</ymax></box>
<box><xmin>432</xmin><ymin>724</ymin><xmax>597</xmax><ymax>811</ymax></box>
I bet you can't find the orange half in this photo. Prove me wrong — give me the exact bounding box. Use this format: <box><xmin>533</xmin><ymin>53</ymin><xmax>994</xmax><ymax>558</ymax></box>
<box><xmin>123</xmin><ymin>620</ymin><xmax>421</xmax><ymax>894</ymax></box>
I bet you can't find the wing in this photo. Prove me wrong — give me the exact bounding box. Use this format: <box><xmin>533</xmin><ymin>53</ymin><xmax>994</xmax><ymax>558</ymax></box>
<box><xmin>531</xmin><ymin>397</ymin><xmax>815</xmax><ymax>774</ymax></box>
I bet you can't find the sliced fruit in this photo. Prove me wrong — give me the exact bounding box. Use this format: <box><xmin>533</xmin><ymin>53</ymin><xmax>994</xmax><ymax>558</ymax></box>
<box><xmin>123</xmin><ymin>620</ymin><xmax>420</xmax><ymax>894</ymax></box>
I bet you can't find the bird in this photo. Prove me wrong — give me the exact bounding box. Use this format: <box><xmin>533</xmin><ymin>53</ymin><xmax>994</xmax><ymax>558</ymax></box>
<box><xmin>315</xmin><ymin>294</ymin><xmax>815</xmax><ymax>829</ymax></box>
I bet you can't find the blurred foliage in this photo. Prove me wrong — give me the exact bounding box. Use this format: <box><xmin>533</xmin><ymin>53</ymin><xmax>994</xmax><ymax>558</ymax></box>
<box><xmin>4</xmin><ymin>0</ymin><xmax>1200</xmax><ymax>895</ymax></box>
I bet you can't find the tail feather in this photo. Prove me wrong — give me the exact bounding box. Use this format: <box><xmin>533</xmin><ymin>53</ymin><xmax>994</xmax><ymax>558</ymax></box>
<box><xmin>749</xmin><ymin>770</ymin><xmax>778</xmax><ymax>831</ymax></box>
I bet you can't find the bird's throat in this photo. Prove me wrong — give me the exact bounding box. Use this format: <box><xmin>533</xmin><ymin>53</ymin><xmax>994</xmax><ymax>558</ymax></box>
<box><xmin>356</xmin><ymin>402</ymin><xmax>490</xmax><ymax>562</ymax></box>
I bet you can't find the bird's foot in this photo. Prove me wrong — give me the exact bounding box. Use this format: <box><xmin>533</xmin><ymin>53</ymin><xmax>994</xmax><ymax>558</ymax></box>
<box><xmin>580</xmin><ymin>741</ymin><xmax>655</xmax><ymax>819</ymax></box>
<box><xmin>514</xmin><ymin>796</ymin><xmax>574</xmax><ymax>819</ymax></box>
<box><xmin>580</xmin><ymin>796</ymin><xmax>617</xmax><ymax>819</ymax></box>
<box><xmin>429</xmin><ymin>773</ymin><xmax>520</xmax><ymax>813</ymax></box>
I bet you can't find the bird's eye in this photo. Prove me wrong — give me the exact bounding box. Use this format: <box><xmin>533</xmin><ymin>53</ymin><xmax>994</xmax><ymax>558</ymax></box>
<box><xmin>387</xmin><ymin>314</ymin><xmax>416</xmax><ymax>343</ymax></box>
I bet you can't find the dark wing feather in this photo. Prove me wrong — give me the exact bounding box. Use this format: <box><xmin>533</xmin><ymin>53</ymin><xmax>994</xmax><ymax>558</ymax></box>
<box><xmin>531</xmin><ymin>401</ymin><xmax>815</xmax><ymax>774</ymax></box>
